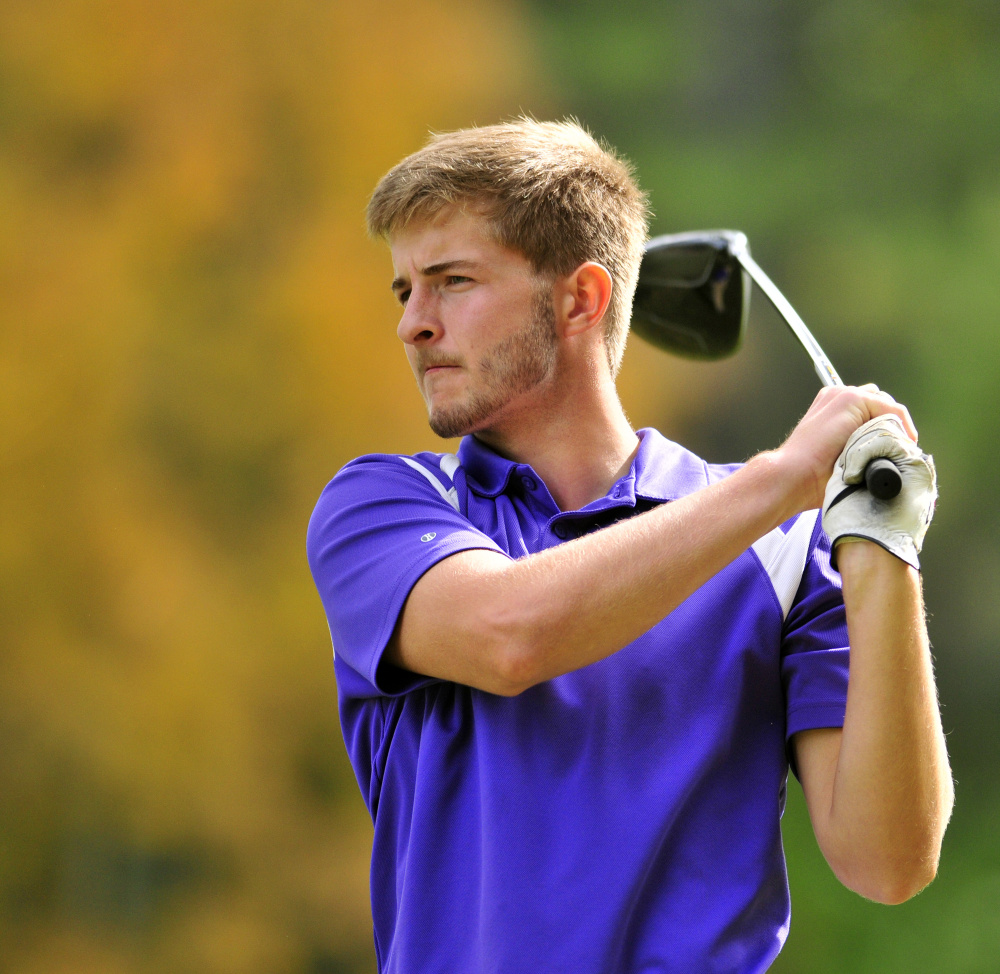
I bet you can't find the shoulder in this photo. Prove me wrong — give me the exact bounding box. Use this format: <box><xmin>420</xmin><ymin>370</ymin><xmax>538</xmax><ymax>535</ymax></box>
<box><xmin>306</xmin><ymin>450</ymin><xmax>465</xmax><ymax>558</ymax></box>
<box><xmin>335</xmin><ymin>449</ymin><xmax>460</xmax><ymax>482</ymax></box>
<box><xmin>314</xmin><ymin>450</ymin><xmax>461</xmax><ymax>511</ymax></box>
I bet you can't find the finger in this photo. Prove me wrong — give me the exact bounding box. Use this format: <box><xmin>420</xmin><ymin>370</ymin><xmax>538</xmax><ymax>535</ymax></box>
<box><xmin>894</xmin><ymin>404</ymin><xmax>918</xmax><ymax>442</ymax></box>
<box><xmin>854</xmin><ymin>386</ymin><xmax>918</xmax><ymax>442</ymax></box>
<box><xmin>871</xmin><ymin>396</ymin><xmax>918</xmax><ymax>442</ymax></box>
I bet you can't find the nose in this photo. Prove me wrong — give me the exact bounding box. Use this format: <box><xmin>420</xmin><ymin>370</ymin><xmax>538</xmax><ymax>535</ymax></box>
<box><xmin>397</xmin><ymin>287</ymin><xmax>441</xmax><ymax>346</ymax></box>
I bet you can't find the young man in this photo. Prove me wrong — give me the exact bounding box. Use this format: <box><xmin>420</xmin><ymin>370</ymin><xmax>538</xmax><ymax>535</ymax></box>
<box><xmin>308</xmin><ymin>119</ymin><xmax>952</xmax><ymax>973</ymax></box>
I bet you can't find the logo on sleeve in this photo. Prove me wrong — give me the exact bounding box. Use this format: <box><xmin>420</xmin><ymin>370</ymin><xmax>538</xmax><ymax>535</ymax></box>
<box><xmin>421</xmin><ymin>532</ymin><xmax>437</xmax><ymax>543</ymax></box>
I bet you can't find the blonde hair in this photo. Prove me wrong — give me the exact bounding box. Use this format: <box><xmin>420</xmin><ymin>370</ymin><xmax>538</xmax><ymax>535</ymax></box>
<box><xmin>367</xmin><ymin>118</ymin><xmax>650</xmax><ymax>374</ymax></box>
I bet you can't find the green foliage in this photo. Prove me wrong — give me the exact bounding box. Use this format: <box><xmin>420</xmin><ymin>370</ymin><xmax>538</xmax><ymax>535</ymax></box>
<box><xmin>3</xmin><ymin>0</ymin><xmax>997</xmax><ymax>970</ymax></box>
<box><xmin>525</xmin><ymin>0</ymin><xmax>1000</xmax><ymax>969</ymax></box>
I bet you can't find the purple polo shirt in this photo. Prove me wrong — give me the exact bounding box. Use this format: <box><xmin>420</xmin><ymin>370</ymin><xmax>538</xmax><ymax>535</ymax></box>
<box><xmin>307</xmin><ymin>428</ymin><xmax>849</xmax><ymax>974</ymax></box>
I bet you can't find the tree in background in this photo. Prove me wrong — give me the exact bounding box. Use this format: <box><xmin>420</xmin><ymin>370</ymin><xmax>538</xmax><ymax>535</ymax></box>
<box><xmin>524</xmin><ymin>1</ymin><xmax>1000</xmax><ymax>970</ymax></box>
<box><xmin>1</xmin><ymin>1</ymin><xmax>533</xmax><ymax>971</ymax></box>
<box><xmin>3</xmin><ymin>1</ymin><xmax>999</xmax><ymax>972</ymax></box>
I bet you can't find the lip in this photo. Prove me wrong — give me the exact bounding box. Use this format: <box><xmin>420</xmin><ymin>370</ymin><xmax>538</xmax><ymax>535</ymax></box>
<box><xmin>423</xmin><ymin>364</ymin><xmax>460</xmax><ymax>377</ymax></box>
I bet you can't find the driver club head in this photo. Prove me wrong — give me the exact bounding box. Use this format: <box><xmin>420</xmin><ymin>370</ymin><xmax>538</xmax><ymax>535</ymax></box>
<box><xmin>630</xmin><ymin>230</ymin><xmax>752</xmax><ymax>360</ymax></box>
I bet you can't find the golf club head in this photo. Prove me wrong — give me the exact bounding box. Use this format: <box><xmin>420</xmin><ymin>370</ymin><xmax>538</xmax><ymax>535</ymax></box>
<box><xmin>631</xmin><ymin>230</ymin><xmax>752</xmax><ymax>360</ymax></box>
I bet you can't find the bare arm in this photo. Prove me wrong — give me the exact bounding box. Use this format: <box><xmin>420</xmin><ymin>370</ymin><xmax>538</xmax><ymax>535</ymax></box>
<box><xmin>793</xmin><ymin>543</ymin><xmax>953</xmax><ymax>904</ymax></box>
<box><xmin>389</xmin><ymin>384</ymin><xmax>910</xmax><ymax>695</ymax></box>
<box><xmin>389</xmin><ymin>450</ymin><xmax>797</xmax><ymax>695</ymax></box>
<box><xmin>389</xmin><ymin>382</ymin><xmax>952</xmax><ymax>901</ymax></box>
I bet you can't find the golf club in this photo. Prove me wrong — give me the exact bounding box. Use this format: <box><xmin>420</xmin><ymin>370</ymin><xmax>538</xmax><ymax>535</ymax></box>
<box><xmin>631</xmin><ymin>230</ymin><xmax>902</xmax><ymax>500</ymax></box>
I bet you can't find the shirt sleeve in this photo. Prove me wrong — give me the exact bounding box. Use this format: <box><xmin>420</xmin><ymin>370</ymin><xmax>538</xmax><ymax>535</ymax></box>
<box><xmin>307</xmin><ymin>454</ymin><xmax>508</xmax><ymax>699</ymax></box>
<box><xmin>781</xmin><ymin>516</ymin><xmax>851</xmax><ymax>742</ymax></box>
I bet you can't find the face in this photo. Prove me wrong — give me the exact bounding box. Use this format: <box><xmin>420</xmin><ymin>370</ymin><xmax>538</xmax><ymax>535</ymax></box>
<box><xmin>390</xmin><ymin>207</ymin><xmax>557</xmax><ymax>439</ymax></box>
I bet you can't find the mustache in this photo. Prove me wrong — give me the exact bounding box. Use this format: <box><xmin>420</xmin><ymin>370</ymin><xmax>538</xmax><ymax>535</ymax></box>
<box><xmin>416</xmin><ymin>353</ymin><xmax>464</xmax><ymax>373</ymax></box>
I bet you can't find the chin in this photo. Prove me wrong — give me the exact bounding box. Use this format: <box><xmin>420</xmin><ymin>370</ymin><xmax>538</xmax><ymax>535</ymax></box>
<box><xmin>428</xmin><ymin>402</ymin><xmax>491</xmax><ymax>440</ymax></box>
<box><xmin>428</xmin><ymin>415</ymin><xmax>475</xmax><ymax>440</ymax></box>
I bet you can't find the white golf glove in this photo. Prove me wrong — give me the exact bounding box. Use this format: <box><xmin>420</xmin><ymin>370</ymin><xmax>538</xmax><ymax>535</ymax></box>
<box><xmin>822</xmin><ymin>415</ymin><xmax>937</xmax><ymax>570</ymax></box>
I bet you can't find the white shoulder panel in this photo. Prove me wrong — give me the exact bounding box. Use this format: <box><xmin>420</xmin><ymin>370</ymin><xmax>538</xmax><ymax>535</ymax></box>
<box><xmin>439</xmin><ymin>453</ymin><xmax>461</xmax><ymax>481</ymax></box>
<box><xmin>399</xmin><ymin>457</ymin><xmax>461</xmax><ymax>512</ymax></box>
<box><xmin>750</xmin><ymin>510</ymin><xmax>820</xmax><ymax>619</ymax></box>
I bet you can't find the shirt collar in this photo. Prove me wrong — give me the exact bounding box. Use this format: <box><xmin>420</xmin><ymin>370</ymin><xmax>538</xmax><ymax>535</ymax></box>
<box><xmin>457</xmin><ymin>428</ymin><xmax>711</xmax><ymax>509</ymax></box>
<box><xmin>457</xmin><ymin>435</ymin><xmax>521</xmax><ymax>497</ymax></box>
<box><xmin>629</xmin><ymin>427</ymin><xmax>712</xmax><ymax>502</ymax></box>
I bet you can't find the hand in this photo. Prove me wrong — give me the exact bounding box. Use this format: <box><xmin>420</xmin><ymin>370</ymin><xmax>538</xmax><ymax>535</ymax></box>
<box><xmin>822</xmin><ymin>416</ymin><xmax>937</xmax><ymax>570</ymax></box>
<box><xmin>775</xmin><ymin>383</ymin><xmax>918</xmax><ymax>511</ymax></box>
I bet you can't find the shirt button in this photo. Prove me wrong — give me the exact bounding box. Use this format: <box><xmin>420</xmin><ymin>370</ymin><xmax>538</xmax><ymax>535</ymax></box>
<box><xmin>521</xmin><ymin>475</ymin><xmax>537</xmax><ymax>491</ymax></box>
<box><xmin>553</xmin><ymin>524</ymin><xmax>568</xmax><ymax>539</ymax></box>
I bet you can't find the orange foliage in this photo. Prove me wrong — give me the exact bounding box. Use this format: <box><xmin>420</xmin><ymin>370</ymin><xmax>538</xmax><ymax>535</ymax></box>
<box><xmin>0</xmin><ymin>1</ymin><xmax>542</xmax><ymax>971</ymax></box>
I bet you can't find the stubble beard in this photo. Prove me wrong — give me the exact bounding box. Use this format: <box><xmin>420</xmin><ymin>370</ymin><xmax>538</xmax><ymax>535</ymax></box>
<box><xmin>426</xmin><ymin>288</ymin><xmax>558</xmax><ymax>439</ymax></box>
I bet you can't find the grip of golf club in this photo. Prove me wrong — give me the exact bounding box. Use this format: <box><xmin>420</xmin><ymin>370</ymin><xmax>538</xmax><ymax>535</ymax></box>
<box><xmin>864</xmin><ymin>457</ymin><xmax>903</xmax><ymax>500</ymax></box>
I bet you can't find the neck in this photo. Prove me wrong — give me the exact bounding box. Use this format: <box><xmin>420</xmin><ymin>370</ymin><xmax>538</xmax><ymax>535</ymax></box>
<box><xmin>474</xmin><ymin>359</ymin><xmax>639</xmax><ymax>512</ymax></box>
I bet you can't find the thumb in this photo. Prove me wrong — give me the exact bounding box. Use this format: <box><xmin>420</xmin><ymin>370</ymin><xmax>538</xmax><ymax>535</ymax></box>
<box><xmin>842</xmin><ymin>416</ymin><xmax>918</xmax><ymax>483</ymax></box>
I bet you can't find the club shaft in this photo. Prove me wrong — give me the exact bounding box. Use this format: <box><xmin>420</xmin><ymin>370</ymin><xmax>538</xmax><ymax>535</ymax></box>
<box><xmin>730</xmin><ymin>244</ymin><xmax>902</xmax><ymax>500</ymax></box>
<box><xmin>734</xmin><ymin>249</ymin><xmax>843</xmax><ymax>388</ymax></box>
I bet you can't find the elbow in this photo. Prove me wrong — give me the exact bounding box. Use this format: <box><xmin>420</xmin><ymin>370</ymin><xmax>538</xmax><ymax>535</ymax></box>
<box><xmin>488</xmin><ymin>634</ymin><xmax>542</xmax><ymax>697</ymax></box>
<box><xmin>470</xmin><ymin>572</ymin><xmax>583</xmax><ymax>695</ymax></box>
<box><xmin>834</xmin><ymin>846</ymin><xmax>942</xmax><ymax>905</ymax></box>
<box><xmin>863</xmin><ymin>789</ymin><xmax>954</xmax><ymax>904</ymax></box>
<box><xmin>476</xmin><ymin>601</ymin><xmax>546</xmax><ymax>697</ymax></box>
<box><xmin>824</xmin><ymin>777</ymin><xmax>954</xmax><ymax>906</ymax></box>
<box><xmin>861</xmin><ymin>858</ymin><xmax>940</xmax><ymax>905</ymax></box>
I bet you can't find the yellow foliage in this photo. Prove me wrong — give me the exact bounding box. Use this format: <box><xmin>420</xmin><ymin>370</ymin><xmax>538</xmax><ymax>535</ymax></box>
<box><xmin>0</xmin><ymin>0</ymin><xmax>544</xmax><ymax>970</ymax></box>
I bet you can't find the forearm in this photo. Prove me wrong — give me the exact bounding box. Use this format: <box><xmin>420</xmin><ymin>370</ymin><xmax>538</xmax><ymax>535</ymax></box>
<box><xmin>395</xmin><ymin>451</ymin><xmax>802</xmax><ymax>693</ymax></box>
<box><xmin>810</xmin><ymin>542</ymin><xmax>953</xmax><ymax>902</ymax></box>
<box><xmin>500</xmin><ymin>452</ymin><xmax>800</xmax><ymax>685</ymax></box>
<box><xmin>394</xmin><ymin>385</ymin><xmax>921</xmax><ymax>695</ymax></box>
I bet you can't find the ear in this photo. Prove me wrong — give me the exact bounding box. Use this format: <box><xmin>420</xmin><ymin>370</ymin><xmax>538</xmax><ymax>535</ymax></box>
<box><xmin>558</xmin><ymin>262</ymin><xmax>614</xmax><ymax>338</ymax></box>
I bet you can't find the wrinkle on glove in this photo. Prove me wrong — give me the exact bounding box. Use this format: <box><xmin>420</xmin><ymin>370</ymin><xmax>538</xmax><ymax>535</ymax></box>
<box><xmin>822</xmin><ymin>416</ymin><xmax>937</xmax><ymax>570</ymax></box>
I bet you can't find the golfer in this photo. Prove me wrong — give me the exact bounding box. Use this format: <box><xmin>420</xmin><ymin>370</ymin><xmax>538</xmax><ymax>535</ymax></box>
<box><xmin>307</xmin><ymin>119</ymin><xmax>952</xmax><ymax>973</ymax></box>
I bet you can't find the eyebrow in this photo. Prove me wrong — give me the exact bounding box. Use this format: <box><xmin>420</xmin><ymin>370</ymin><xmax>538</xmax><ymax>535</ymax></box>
<box><xmin>391</xmin><ymin>259</ymin><xmax>480</xmax><ymax>294</ymax></box>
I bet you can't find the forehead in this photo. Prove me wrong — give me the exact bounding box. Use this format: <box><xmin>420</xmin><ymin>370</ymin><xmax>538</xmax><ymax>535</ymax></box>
<box><xmin>389</xmin><ymin>205</ymin><xmax>526</xmax><ymax>275</ymax></box>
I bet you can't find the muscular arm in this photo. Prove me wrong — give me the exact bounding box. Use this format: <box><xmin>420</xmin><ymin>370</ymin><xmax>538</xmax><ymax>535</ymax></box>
<box><xmin>388</xmin><ymin>383</ymin><xmax>951</xmax><ymax>901</ymax></box>
<box><xmin>389</xmin><ymin>384</ymin><xmax>904</xmax><ymax>695</ymax></box>
<box><xmin>793</xmin><ymin>543</ymin><xmax>954</xmax><ymax>904</ymax></box>
<box><xmin>389</xmin><ymin>449</ymin><xmax>797</xmax><ymax>695</ymax></box>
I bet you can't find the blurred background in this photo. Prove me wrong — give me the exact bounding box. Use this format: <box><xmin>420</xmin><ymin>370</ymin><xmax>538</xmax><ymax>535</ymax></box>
<box><xmin>2</xmin><ymin>0</ymin><xmax>998</xmax><ymax>971</ymax></box>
